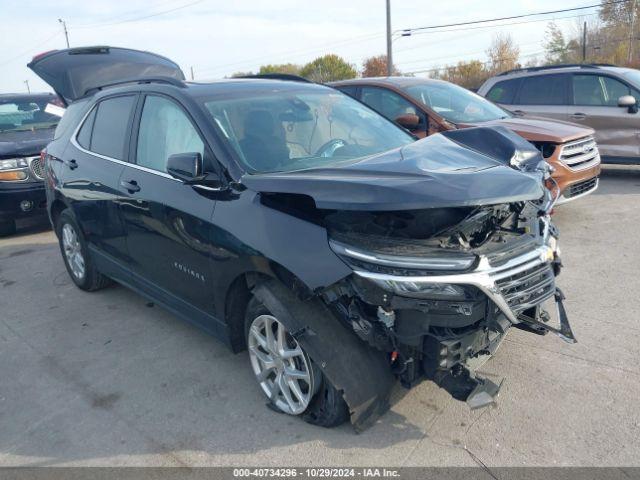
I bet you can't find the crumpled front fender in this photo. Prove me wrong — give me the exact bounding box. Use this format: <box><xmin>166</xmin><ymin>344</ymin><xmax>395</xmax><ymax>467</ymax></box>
<box><xmin>252</xmin><ymin>279</ymin><xmax>396</xmax><ymax>432</ymax></box>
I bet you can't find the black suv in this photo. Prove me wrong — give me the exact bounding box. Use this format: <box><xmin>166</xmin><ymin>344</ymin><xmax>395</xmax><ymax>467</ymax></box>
<box><xmin>30</xmin><ymin>47</ymin><xmax>574</xmax><ymax>430</ymax></box>
<box><xmin>0</xmin><ymin>92</ymin><xmax>61</xmax><ymax>235</ymax></box>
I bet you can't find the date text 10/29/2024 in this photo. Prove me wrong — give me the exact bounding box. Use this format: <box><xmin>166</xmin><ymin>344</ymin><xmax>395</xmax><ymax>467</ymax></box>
<box><xmin>233</xmin><ymin>468</ymin><xmax>400</xmax><ymax>478</ymax></box>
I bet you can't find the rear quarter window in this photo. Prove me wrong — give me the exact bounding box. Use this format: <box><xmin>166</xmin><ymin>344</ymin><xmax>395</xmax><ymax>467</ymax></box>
<box><xmin>485</xmin><ymin>78</ymin><xmax>521</xmax><ymax>104</ymax></box>
<box><xmin>89</xmin><ymin>95</ymin><xmax>136</xmax><ymax>160</ymax></box>
<box><xmin>53</xmin><ymin>99</ymin><xmax>89</xmax><ymax>140</ymax></box>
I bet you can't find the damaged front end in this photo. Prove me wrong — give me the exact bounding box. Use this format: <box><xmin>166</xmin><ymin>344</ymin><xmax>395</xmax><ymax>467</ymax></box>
<box><xmin>247</xmin><ymin>126</ymin><xmax>576</xmax><ymax>429</ymax></box>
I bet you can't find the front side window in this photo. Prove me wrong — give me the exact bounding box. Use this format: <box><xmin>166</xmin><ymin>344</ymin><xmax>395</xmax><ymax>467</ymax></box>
<box><xmin>136</xmin><ymin>96</ymin><xmax>204</xmax><ymax>172</ymax></box>
<box><xmin>485</xmin><ymin>79</ymin><xmax>520</xmax><ymax>104</ymax></box>
<box><xmin>405</xmin><ymin>82</ymin><xmax>509</xmax><ymax>123</ymax></box>
<box><xmin>87</xmin><ymin>95</ymin><xmax>136</xmax><ymax>160</ymax></box>
<box><xmin>360</xmin><ymin>86</ymin><xmax>421</xmax><ymax>123</ymax></box>
<box><xmin>202</xmin><ymin>88</ymin><xmax>413</xmax><ymax>174</ymax></box>
<box><xmin>573</xmin><ymin>74</ymin><xmax>637</xmax><ymax>106</ymax></box>
<box><xmin>0</xmin><ymin>97</ymin><xmax>59</xmax><ymax>134</ymax></box>
<box><xmin>518</xmin><ymin>75</ymin><xmax>567</xmax><ymax>105</ymax></box>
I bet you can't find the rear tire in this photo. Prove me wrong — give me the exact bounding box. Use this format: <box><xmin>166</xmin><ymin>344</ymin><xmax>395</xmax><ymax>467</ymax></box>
<box><xmin>56</xmin><ymin>209</ymin><xmax>111</xmax><ymax>291</ymax></box>
<box><xmin>245</xmin><ymin>296</ymin><xmax>349</xmax><ymax>428</ymax></box>
<box><xmin>0</xmin><ymin>220</ymin><xmax>17</xmax><ymax>237</ymax></box>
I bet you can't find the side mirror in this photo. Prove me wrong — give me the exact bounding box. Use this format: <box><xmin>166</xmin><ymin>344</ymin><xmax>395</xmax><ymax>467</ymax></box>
<box><xmin>395</xmin><ymin>113</ymin><xmax>421</xmax><ymax>130</ymax></box>
<box><xmin>618</xmin><ymin>95</ymin><xmax>638</xmax><ymax>113</ymax></box>
<box><xmin>167</xmin><ymin>152</ymin><xmax>202</xmax><ymax>182</ymax></box>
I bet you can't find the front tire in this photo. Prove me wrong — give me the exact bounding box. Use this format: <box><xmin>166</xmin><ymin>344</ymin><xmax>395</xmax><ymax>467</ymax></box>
<box><xmin>245</xmin><ymin>297</ymin><xmax>349</xmax><ymax>428</ymax></box>
<box><xmin>56</xmin><ymin>209</ymin><xmax>111</xmax><ymax>291</ymax></box>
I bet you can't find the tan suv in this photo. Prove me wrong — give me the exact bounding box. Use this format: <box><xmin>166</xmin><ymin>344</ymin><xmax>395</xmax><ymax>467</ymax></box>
<box><xmin>478</xmin><ymin>64</ymin><xmax>640</xmax><ymax>165</ymax></box>
<box><xmin>331</xmin><ymin>77</ymin><xmax>601</xmax><ymax>203</ymax></box>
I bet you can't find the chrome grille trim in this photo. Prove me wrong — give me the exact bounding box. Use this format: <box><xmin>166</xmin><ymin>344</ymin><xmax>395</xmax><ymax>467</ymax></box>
<box><xmin>28</xmin><ymin>156</ymin><xmax>45</xmax><ymax>180</ymax></box>
<box><xmin>353</xmin><ymin>245</ymin><xmax>556</xmax><ymax>324</ymax></box>
<box><xmin>559</xmin><ymin>136</ymin><xmax>600</xmax><ymax>170</ymax></box>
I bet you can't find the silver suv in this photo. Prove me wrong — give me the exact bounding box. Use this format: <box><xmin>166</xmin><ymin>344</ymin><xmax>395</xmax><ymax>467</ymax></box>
<box><xmin>478</xmin><ymin>64</ymin><xmax>640</xmax><ymax>164</ymax></box>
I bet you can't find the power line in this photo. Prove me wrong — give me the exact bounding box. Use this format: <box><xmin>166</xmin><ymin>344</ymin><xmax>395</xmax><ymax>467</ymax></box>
<box><xmin>73</xmin><ymin>0</ymin><xmax>207</xmax><ymax>29</ymax></box>
<box><xmin>399</xmin><ymin>0</ymin><xmax>629</xmax><ymax>34</ymax></box>
<box><xmin>0</xmin><ymin>30</ymin><xmax>61</xmax><ymax>67</ymax></box>
<box><xmin>396</xmin><ymin>11</ymin><xmax>599</xmax><ymax>45</ymax></box>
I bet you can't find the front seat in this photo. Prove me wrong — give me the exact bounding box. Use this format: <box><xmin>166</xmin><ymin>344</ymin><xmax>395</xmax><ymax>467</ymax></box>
<box><xmin>239</xmin><ymin>110</ymin><xmax>290</xmax><ymax>172</ymax></box>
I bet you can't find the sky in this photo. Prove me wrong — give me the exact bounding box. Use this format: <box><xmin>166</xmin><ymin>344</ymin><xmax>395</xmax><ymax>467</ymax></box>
<box><xmin>0</xmin><ymin>0</ymin><xmax>597</xmax><ymax>93</ymax></box>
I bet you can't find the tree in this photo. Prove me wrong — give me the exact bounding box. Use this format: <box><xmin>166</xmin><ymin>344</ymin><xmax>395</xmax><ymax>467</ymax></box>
<box><xmin>431</xmin><ymin>60</ymin><xmax>489</xmax><ymax>89</ymax></box>
<box><xmin>486</xmin><ymin>33</ymin><xmax>520</xmax><ymax>74</ymax></box>
<box><xmin>543</xmin><ymin>22</ymin><xmax>572</xmax><ymax>64</ymax></box>
<box><xmin>300</xmin><ymin>54</ymin><xmax>357</xmax><ymax>82</ymax></box>
<box><xmin>229</xmin><ymin>71</ymin><xmax>254</xmax><ymax>78</ymax></box>
<box><xmin>258</xmin><ymin>63</ymin><xmax>302</xmax><ymax>76</ymax></box>
<box><xmin>361</xmin><ymin>55</ymin><xmax>400</xmax><ymax>77</ymax></box>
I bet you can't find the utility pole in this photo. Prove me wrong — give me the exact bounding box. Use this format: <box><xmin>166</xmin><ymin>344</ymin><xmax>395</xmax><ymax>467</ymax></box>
<box><xmin>629</xmin><ymin>0</ymin><xmax>637</xmax><ymax>63</ymax></box>
<box><xmin>190</xmin><ymin>66</ymin><xmax>195</xmax><ymax>80</ymax></box>
<box><xmin>58</xmin><ymin>18</ymin><xmax>70</xmax><ymax>48</ymax></box>
<box><xmin>582</xmin><ymin>21</ymin><xmax>587</xmax><ymax>62</ymax></box>
<box><xmin>386</xmin><ymin>0</ymin><xmax>393</xmax><ymax>76</ymax></box>
<box><xmin>24</xmin><ymin>80</ymin><xmax>30</xmax><ymax>93</ymax></box>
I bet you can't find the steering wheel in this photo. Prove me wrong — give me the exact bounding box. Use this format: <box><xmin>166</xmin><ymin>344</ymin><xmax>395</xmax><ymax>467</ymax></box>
<box><xmin>315</xmin><ymin>139</ymin><xmax>347</xmax><ymax>157</ymax></box>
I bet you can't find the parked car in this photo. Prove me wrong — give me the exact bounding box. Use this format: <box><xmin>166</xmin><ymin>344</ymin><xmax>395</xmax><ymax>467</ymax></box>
<box><xmin>0</xmin><ymin>92</ymin><xmax>61</xmax><ymax>235</ymax></box>
<box><xmin>478</xmin><ymin>63</ymin><xmax>640</xmax><ymax>165</ymax></box>
<box><xmin>30</xmin><ymin>46</ymin><xmax>575</xmax><ymax>430</ymax></box>
<box><xmin>331</xmin><ymin>77</ymin><xmax>601</xmax><ymax>203</ymax></box>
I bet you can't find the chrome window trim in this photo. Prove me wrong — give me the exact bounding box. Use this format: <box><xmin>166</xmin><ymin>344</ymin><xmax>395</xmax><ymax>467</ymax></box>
<box><xmin>353</xmin><ymin>245</ymin><xmax>555</xmax><ymax>325</ymax></box>
<box><xmin>69</xmin><ymin>100</ymin><xmax>180</xmax><ymax>182</ymax></box>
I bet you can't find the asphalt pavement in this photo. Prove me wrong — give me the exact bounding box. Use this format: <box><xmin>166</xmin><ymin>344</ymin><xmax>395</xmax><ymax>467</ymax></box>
<box><xmin>1</xmin><ymin>166</ymin><xmax>639</xmax><ymax>467</ymax></box>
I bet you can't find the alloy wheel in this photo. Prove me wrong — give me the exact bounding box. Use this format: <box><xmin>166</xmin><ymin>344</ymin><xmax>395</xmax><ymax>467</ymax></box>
<box><xmin>248</xmin><ymin>314</ymin><xmax>314</xmax><ymax>415</ymax></box>
<box><xmin>62</xmin><ymin>223</ymin><xmax>85</xmax><ymax>280</ymax></box>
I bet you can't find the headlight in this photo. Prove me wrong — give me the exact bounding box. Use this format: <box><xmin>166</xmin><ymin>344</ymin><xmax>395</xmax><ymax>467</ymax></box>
<box><xmin>370</xmin><ymin>279</ymin><xmax>466</xmax><ymax>299</ymax></box>
<box><xmin>0</xmin><ymin>158</ymin><xmax>29</xmax><ymax>170</ymax></box>
<box><xmin>0</xmin><ymin>158</ymin><xmax>29</xmax><ymax>182</ymax></box>
<box><xmin>329</xmin><ymin>239</ymin><xmax>476</xmax><ymax>272</ymax></box>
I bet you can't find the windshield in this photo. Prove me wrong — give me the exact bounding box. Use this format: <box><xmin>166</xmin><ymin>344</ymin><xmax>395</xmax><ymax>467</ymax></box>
<box><xmin>202</xmin><ymin>89</ymin><xmax>414</xmax><ymax>174</ymax></box>
<box><xmin>621</xmin><ymin>70</ymin><xmax>640</xmax><ymax>92</ymax></box>
<box><xmin>0</xmin><ymin>97</ymin><xmax>60</xmax><ymax>133</ymax></box>
<box><xmin>404</xmin><ymin>82</ymin><xmax>510</xmax><ymax>124</ymax></box>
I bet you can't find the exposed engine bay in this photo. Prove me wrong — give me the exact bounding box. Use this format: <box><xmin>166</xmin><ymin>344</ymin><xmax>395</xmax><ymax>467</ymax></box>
<box><xmin>319</xmin><ymin>197</ymin><xmax>574</xmax><ymax>411</ymax></box>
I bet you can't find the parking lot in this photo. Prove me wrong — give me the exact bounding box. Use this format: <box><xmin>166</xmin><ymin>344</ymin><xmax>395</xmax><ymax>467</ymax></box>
<box><xmin>0</xmin><ymin>166</ymin><xmax>638</xmax><ymax>467</ymax></box>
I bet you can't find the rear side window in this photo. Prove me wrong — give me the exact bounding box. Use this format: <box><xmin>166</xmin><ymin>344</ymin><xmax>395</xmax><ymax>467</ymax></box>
<box><xmin>518</xmin><ymin>75</ymin><xmax>567</xmax><ymax>105</ymax></box>
<box><xmin>86</xmin><ymin>95</ymin><xmax>136</xmax><ymax>160</ymax></box>
<box><xmin>485</xmin><ymin>78</ymin><xmax>520</xmax><ymax>104</ymax></box>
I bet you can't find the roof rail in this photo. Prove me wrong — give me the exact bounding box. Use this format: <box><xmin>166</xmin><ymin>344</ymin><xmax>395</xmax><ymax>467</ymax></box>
<box><xmin>83</xmin><ymin>76</ymin><xmax>186</xmax><ymax>97</ymax></box>
<box><xmin>498</xmin><ymin>63</ymin><xmax>617</xmax><ymax>76</ymax></box>
<box><xmin>236</xmin><ymin>73</ymin><xmax>312</xmax><ymax>83</ymax></box>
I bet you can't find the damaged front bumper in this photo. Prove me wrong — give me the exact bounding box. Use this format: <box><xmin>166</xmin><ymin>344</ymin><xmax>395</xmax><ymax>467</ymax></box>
<box><xmin>329</xmin><ymin>232</ymin><xmax>576</xmax><ymax>413</ymax></box>
<box><xmin>352</xmin><ymin>243</ymin><xmax>573</xmax><ymax>339</ymax></box>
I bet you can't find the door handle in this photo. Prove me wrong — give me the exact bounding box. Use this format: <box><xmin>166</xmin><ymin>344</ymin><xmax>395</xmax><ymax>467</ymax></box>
<box><xmin>512</xmin><ymin>110</ymin><xmax>526</xmax><ymax>117</ymax></box>
<box><xmin>120</xmin><ymin>180</ymin><xmax>141</xmax><ymax>193</ymax></box>
<box><xmin>64</xmin><ymin>159</ymin><xmax>78</xmax><ymax>170</ymax></box>
<box><xmin>570</xmin><ymin>113</ymin><xmax>586</xmax><ymax>120</ymax></box>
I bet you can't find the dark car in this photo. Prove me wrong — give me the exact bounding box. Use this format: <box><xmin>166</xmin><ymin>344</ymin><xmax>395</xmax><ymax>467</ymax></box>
<box><xmin>0</xmin><ymin>92</ymin><xmax>61</xmax><ymax>235</ymax></box>
<box><xmin>29</xmin><ymin>46</ymin><xmax>575</xmax><ymax>430</ymax></box>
